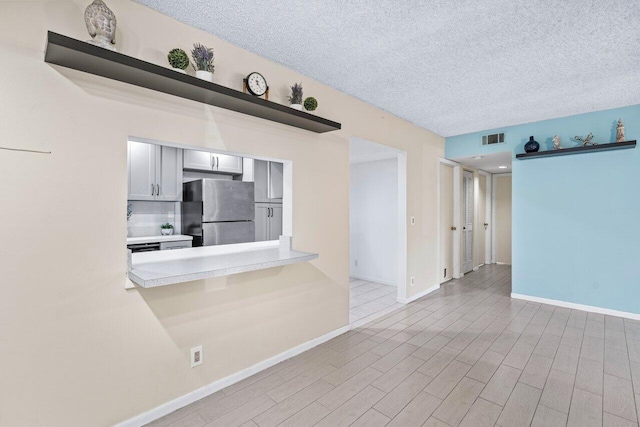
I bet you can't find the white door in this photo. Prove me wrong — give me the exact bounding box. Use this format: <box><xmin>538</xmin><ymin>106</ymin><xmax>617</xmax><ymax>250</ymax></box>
<box><xmin>269</xmin><ymin>205</ymin><xmax>283</xmax><ymax>240</ymax></box>
<box><xmin>216</xmin><ymin>154</ymin><xmax>243</xmax><ymax>174</ymax></box>
<box><xmin>183</xmin><ymin>150</ymin><xmax>213</xmax><ymax>171</ymax></box>
<box><xmin>439</xmin><ymin>163</ymin><xmax>454</xmax><ymax>283</ymax></box>
<box><xmin>128</xmin><ymin>141</ymin><xmax>156</xmax><ymax>201</ymax></box>
<box><xmin>254</xmin><ymin>204</ymin><xmax>269</xmax><ymax>242</ymax></box>
<box><xmin>462</xmin><ymin>171</ymin><xmax>474</xmax><ymax>273</ymax></box>
<box><xmin>156</xmin><ymin>145</ymin><xmax>183</xmax><ymax>202</ymax></box>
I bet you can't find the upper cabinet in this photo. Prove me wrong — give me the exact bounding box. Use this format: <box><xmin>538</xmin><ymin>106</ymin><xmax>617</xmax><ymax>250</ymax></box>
<box><xmin>183</xmin><ymin>150</ymin><xmax>243</xmax><ymax>175</ymax></box>
<box><xmin>128</xmin><ymin>141</ymin><xmax>183</xmax><ymax>201</ymax></box>
<box><xmin>254</xmin><ymin>160</ymin><xmax>284</xmax><ymax>203</ymax></box>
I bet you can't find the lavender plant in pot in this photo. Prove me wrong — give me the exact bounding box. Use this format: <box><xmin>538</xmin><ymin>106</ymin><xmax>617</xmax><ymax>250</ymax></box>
<box><xmin>191</xmin><ymin>43</ymin><xmax>215</xmax><ymax>82</ymax></box>
<box><xmin>288</xmin><ymin>83</ymin><xmax>303</xmax><ymax>110</ymax></box>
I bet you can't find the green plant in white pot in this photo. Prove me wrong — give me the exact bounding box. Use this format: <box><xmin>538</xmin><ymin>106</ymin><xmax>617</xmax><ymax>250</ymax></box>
<box><xmin>167</xmin><ymin>48</ymin><xmax>190</xmax><ymax>74</ymax></box>
<box><xmin>160</xmin><ymin>223</ymin><xmax>174</xmax><ymax>236</ymax></box>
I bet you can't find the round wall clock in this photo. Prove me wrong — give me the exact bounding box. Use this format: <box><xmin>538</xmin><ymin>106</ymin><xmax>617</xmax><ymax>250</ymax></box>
<box><xmin>245</xmin><ymin>72</ymin><xmax>268</xmax><ymax>97</ymax></box>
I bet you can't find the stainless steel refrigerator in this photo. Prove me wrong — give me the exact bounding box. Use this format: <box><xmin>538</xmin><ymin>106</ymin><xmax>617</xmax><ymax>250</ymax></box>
<box><xmin>182</xmin><ymin>179</ymin><xmax>255</xmax><ymax>246</ymax></box>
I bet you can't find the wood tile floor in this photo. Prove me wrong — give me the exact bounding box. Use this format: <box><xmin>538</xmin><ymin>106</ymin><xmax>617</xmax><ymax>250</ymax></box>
<box><xmin>349</xmin><ymin>279</ymin><xmax>402</xmax><ymax>327</ymax></box>
<box><xmin>148</xmin><ymin>265</ymin><xmax>640</xmax><ymax>427</ymax></box>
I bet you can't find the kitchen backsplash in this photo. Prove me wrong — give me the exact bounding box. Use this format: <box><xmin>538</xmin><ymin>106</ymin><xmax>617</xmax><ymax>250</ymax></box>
<box><xmin>127</xmin><ymin>201</ymin><xmax>181</xmax><ymax>237</ymax></box>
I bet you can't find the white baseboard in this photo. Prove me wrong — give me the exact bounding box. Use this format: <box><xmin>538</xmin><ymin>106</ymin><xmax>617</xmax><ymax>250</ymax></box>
<box><xmin>495</xmin><ymin>262</ymin><xmax>511</xmax><ymax>265</ymax></box>
<box><xmin>350</xmin><ymin>274</ymin><xmax>396</xmax><ymax>287</ymax></box>
<box><xmin>397</xmin><ymin>284</ymin><xmax>440</xmax><ymax>304</ymax></box>
<box><xmin>511</xmin><ymin>293</ymin><xmax>640</xmax><ymax>321</ymax></box>
<box><xmin>115</xmin><ymin>324</ymin><xmax>351</xmax><ymax>427</ymax></box>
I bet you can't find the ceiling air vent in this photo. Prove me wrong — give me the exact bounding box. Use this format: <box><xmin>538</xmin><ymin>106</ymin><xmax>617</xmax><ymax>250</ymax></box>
<box><xmin>482</xmin><ymin>132</ymin><xmax>505</xmax><ymax>145</ymax></box>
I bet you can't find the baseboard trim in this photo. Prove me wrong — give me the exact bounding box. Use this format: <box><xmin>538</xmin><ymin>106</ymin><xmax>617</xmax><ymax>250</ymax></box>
<box><xmin>350</xmin><ymin>274</ymin><xmax>396</xmax><ymax>287</ymax></box>
<box><xmin>511</xmin><ymin>293</ymin><xmax>640</xmax><ymax>321</ymax></box>
<box><xmin>115</xmin><ymin>324</ymin><xmax>351</xmax><ymax>427</ymax></box>
<box><xmin>397</xmin><ymin>284</ymin><xmax>440</xmax><ymax>304</ymax></box>
<box><xmin>496</xmin><ymin>262</ymin><xmax>511</xmax><ymax>265</ymax></box>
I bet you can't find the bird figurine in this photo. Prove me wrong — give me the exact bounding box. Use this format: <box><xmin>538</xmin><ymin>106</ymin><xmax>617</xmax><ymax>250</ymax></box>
<box><xmin>616</xmin><ymin>119</ymin><xmax>625</xmax><ymax>142</ymax></box>
<box><xmin>553</xmin><ymin>135</ymin><xmax>562</xmax><ymax>150</ymax></box>
<box><xmin>574</xmin><ymin>133</ymin><xmax>597</xmax><ymax>147</ymax></box>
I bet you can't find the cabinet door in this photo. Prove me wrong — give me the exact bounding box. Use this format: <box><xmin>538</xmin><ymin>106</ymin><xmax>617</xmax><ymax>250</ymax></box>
<box><xmin>183</xmin><ymin>150</ymin><xmax>213</xmax><ymax>171</ymax></box>
<box><xmin>253</xmin><ymin>160</ymin><xmax>270</xmax><ymax>202</ymax></box>
<box><xmin>268</xmin><ymin>162</ymin><xmax>284</xmax><ymax>200</ymax></box>
<box><xmin>254</xmin><ymin>204</ymin><xmax>270</xmax><ymax>242</ymax></box>
<box><xmin>128</xmin><ymin>141</ymin><xmax>156</xmax><ymax>201</ymax></box>
<box><xmin>156</xmin><ymin>146</ymin><xmax>183</xmax><ymax>202</ymax></box>
<box><xmin>268</xmin><ymin>205</ymin><xmax>283</xmax><ymax>241</ymax></box>
<box><xmin>216</xmin><ymin>154</ymin><xmax>243</xmax><ymax>175</ymax></box>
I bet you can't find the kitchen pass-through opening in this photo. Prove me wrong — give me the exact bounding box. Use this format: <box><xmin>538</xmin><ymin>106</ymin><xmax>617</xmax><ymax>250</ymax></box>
<box><xmin>126</xmin><ymin>136</ymin><xmax>293</xmax><ymax>259</ymax></box>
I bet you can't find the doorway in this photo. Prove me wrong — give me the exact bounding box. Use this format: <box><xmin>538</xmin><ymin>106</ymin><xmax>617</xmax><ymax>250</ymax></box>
<box><xmin>462</xmin><ymin>170</ymin><xmax>474</xmax><ymax>274</ymax></box>
<box><xmin>349</xmin><ymin>137</ymin><xmax>407</xmax><ymax>326</ymax></box>
<box><xmin>492</xmin><ymin>173</ymin><xmax>512</xmax><ymax>264</ymax></box>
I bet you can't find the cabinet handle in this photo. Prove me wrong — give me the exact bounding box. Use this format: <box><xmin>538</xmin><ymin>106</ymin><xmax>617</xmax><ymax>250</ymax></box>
<box><xmin>216</xmin><ymin>156</ymin><xmax>219</xmax><ymax>170</ymax></box>
<box><xmin>156</xmin><ymin>184</ymin><xmax>160</xmax><ymax>196</ymax></box>
<box><xmin>211</xmin><ymin>155</ymin><xmax>214</xmax><ymax>169</ymax></box>
<box><xmin>151</xmin><ymin>184</ymin><xmax>155</xmax><ymax>196</ymax></box>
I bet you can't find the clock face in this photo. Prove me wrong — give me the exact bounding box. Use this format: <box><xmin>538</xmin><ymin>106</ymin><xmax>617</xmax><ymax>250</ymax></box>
<box><xmin>246</xmin><ymin>72</ymin><xmax>267</xmax><ymax>96</ymax></box>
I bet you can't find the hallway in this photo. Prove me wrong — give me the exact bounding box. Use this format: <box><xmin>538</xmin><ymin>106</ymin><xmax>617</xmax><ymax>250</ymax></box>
<box><xmin>151</xmin><ymin>265</ymin><xmax>640</xmax><ymax>426</ymax></box>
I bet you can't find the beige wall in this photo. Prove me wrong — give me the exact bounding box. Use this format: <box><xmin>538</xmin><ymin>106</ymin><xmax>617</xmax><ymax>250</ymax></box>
<box><xmin>495</xmin><ymin>174</ymin><xmax>512</xmax><ymax>264</ymax></box>
<box><xmin>0</xmin><ymin>1</ymin><xmax>444</xmax><ymax>425</ymax></box>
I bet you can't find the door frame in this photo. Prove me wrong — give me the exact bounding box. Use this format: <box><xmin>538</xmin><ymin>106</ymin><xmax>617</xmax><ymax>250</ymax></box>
<box><xmin>437</xmin><ymin>158</ymin><xmax>462</xmax><ymax>281</ymax></box>
<box><xmin>478</xmin><ymin>170</ymin><xmax>492</xmax><ymax>266</ymax></box>
<box><xmin>491</xmin><ymin>172</ymin><xmax>512</xmax><ymax>264</ymax></box>
<box><xmin>348</xmin><ymin>137</ymin><xmax>408</xmax><ymax>302</ymax></box>
<box><xmin>461</xmin><ymin>169</ymin><xmax>475</xmax><ymax>274</ymax></box>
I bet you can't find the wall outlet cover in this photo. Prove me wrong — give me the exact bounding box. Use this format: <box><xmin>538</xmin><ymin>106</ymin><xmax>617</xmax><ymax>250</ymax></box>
<box><xmin>411</xmin><ymin>216</ymin><xmax>416</xmax><ymax>225</ymax></box>
<box><xmin>191</xmin><ymin>345</ymin><xmax>203</xmax><ymax>368</ymax></box>
<box><xmin>410</xmin><ymin>277</ymin><xmax>415</xmax><ymax>286</ymax></box>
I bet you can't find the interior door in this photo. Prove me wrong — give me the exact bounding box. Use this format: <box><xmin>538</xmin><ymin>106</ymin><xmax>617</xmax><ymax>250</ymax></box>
<box><xmin>462</xmin><ymin>170</ymin><xmax>474</xmax><ymax>273</ymax></box>
<box><xmin>439</xmin><ymin>163</ymin><xmax>454</xmax><ymax>282</ymax></box>
<box><xmin>128</xmin><ymin>141</ymin><xmax>156</xmax><ymax>201</ymax></box>
<box><xmin>269</xmin><ymin>205</ymin><xmax>283</xmax><ymax>240</ymax></box>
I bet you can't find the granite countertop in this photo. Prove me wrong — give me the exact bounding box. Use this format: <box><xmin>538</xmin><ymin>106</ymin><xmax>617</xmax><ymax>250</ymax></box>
<box><xmin>127</xmin><ymin>237</ymin><xmax>318</xmax><ymax>288</ymax></box>
<box><xmin>127</xmin><ymin>235</ymin><xmax>194</xmax><ymax>245</ymax></box>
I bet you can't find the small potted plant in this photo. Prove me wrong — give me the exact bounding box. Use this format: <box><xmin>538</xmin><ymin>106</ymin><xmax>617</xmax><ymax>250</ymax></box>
<box><xmin>167</xmin><ymin>48</ymin><xmax>190</xmax><ymax>74</ymax></box>
<box><xmin>191</xmin><ymin>43</ymin><xmax>215</xmax><ymax>82</ymax></box>
<box><xmin>160</xmin><ymin>223</ymin><xmax>174</xmax><ymax>236</ymax></box>
<box><xmin>303</xmin><ymin>96</ymin><xmax>318</xmax><ymax>112</ymax></box>
<box><xmin>288</xmin><ymin>82</ymin><xmax>303</xmax><ymax>110</ymax></box>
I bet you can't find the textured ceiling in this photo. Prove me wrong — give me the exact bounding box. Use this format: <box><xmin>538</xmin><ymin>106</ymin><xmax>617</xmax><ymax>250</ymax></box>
<box><xmin>135</xmin><ymin>0</ymin><xmax>640</xmax><ymax>137</ymax></box>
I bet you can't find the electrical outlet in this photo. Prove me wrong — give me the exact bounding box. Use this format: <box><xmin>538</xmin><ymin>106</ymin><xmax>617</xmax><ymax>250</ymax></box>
<box><xmin>410</xmin><ymin>277</ymin><xmax>415</xmax><ymax>286</ymax></box>
<box><xmin>411</xmin><ymin>216</ymin><xmax>416</xmax><ymax>225</ymax></box>
<box><xmin>191</xmin><ymin>345</ymin><xmax>203</xmax><ymax>368</ymax></box>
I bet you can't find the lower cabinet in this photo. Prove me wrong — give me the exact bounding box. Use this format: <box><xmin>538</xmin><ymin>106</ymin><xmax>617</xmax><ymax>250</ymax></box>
<box><xmin>255</xmin><ymin>203</ymin><xmax>283</xmax><ymax>242</ymax></box>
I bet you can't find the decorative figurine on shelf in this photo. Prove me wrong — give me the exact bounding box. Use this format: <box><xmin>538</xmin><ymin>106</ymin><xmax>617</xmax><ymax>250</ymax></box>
<box><xmin>553</xmin><ymin>135</ymin><xmax>563</xmax><ymax>150</ymax></box>
<box><xmin>574</xmin><ymin>133</ymin><xmax>597</xmax><ymax>147</ymax></box>
<box><xmin>84</xmin><ymin>0</ymin><xmax>117</xmax><ymax>51</ymax></box>
<box><xmin>524</xmin><ymin>136</ymin><xmax>540</xmax><ymax>153</ymax></box>
<box><xmin>616</xmin><ymin>119</ymin><xmax>625</xmax><ymax>142</ymax></box>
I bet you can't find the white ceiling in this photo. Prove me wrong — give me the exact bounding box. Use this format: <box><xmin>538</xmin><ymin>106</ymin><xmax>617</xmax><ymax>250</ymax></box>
<box><xmin>135</xmin><ymin>0</ymin><xmax>640</xmax><ymax>137</ymax></box>
<box><xmin>451</xmin><ymin>151</ymin><xmax>512</xmax><ymax>174</ymax></box>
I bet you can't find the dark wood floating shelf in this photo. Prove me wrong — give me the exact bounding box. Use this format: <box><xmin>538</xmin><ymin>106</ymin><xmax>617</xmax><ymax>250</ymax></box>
<box><xmin>44</xmin><ymin>31</ymin><xmax>341</xmax><ymax>133</ymax></box>
<box><xmin>516</xmin><ymin>140</ymin><xmax>636</xmax><ymax>159</ymax></box>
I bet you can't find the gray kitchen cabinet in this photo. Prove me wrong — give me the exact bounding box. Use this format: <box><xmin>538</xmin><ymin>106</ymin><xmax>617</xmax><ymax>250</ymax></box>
<box><xmin>183</xmin><ymin>150</ymin><xmax>242</xmax><ymax>175</ymax></box>
<box><xmin>128</xmin><ymin>141</ymin><xmax>183</xmax><ymax>201</ymax></box>
<box><xmin>254</xmin><ymin>203</ymin><xmax>283</xmax><ymax>242</ymax></box>
<box><xmin>254</xmin><ymin>160</ymin><xmax>284</xmax><ymax>203</ymax></box>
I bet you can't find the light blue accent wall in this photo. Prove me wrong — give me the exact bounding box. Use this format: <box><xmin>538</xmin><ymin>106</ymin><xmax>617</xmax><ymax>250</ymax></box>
<box><xmin>446</xmin><ymin>105</ymin><xmax>640</xmax><ymax>315</ymax></box>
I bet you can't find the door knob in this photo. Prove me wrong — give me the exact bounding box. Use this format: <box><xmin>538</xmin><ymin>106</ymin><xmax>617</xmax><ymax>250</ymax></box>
<box><xmin>450</xmin><ymin>226</ymin><xmax>457</xmax><ymax>231</ymax></box>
